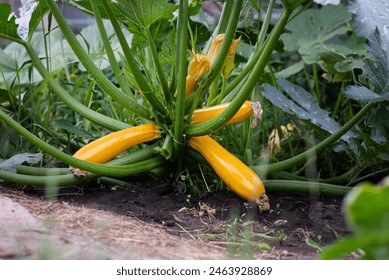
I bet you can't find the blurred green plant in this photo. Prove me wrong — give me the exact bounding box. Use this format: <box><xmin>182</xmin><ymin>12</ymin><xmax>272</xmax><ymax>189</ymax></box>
<box><xmin>321</xmin><ymin>177</ymin><xmax>389</xmax><ymax>259</ymax></box>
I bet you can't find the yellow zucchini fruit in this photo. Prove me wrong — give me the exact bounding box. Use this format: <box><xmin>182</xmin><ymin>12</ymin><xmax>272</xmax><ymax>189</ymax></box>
<box><xmin>188</xmin><ymin>135</ymin><xmax>269</xmax><ymax>211</ymax></box>
<box><xmin>73</xmin><ymin>124</ymin><xmax>160</xmax><ymax>163</ymax></box>
<box><xmin>190</xmin><ymin>101</ymin><xmax>253</xmax><ymax>124</ymax></box>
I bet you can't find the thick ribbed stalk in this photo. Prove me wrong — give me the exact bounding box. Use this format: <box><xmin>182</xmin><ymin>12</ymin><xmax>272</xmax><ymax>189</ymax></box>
<box><xmin>202</xmin><ymin>1</ymin><xmax>234</xmax><ymax>54</ymax></box>
<box><xmin>0</xmin><ymin>108</ymin><xmax>165</xmax><ymax>177</ymax></box>
<box><xmin>0</xmin><ymin>170</ymin><xmax>79</xmax><ymax>186</ymax></box>
<box><xmin>23</xmin><ymin>42</ymin><xmax>130</xmax><ymax>131</ymax></box>
<box><xmin>222</xmin><ymin>0</ymin><xmax>277</xmax><ymax>103</ymax></box>
<box><xmin>172</xmin><ymin>0</ymin><xmax>188</xmax><ymax>161</ymax></box>
<box><xmin>263</xmin><ymin>180</ymin><xmax>352</xmax><ymax>196</ymax></box>
<box><xmin>252</xmin><ymin>102</ymin><xmax>374</xmax><ymax>176</ymax></box>
<box><xmin>185</xmin><ymin>9</ymin><xmax>291</xmax><ymax>136</ymax></box>
<box><xmin>257</xmin><ymin>0</ymin><xmax>276</xmax><ymax>50</ymax></box>
<box><xmin>184</xmin><ymin>0</ymin><xmax>243</xmax><ymax>114</ymax></box>
<box><xmin>90</xmin><ymin>0</ymin><xmax>132</xmax><ymax>96</ymax></box>
<box><xmin>44</xmin><ymin>0</ymin><xmax>151</xmax><ymax>119</ymax></box>
<box><xmin>198</xmin><ymin>0</ymin><xmax>242</xmax><ymax>95</ymax></box>
<box><xmin>6</xmin><ymin>146</ymin><xmax>160</xmax><ymax>186</ymax></box>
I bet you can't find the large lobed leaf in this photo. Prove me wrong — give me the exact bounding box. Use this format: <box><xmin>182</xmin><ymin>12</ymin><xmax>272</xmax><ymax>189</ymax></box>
<box><xmin>281</xmin><ymin>5</ymin><xmax>352</xmax><ymax>64</ymax></box>
<box><xmin>0</xmin><ymin>3</ymin><xmax>21</xmax><ymax>41</ymax></box>
<box><xmin>114</xmin><ymin>0</ymin><xmax>177</xmax><ymax>29</ymax></box>
<box><xmin>345</xmin><ymin>31</ymin><xmax>389</xmax><ymax>103</ymax></box>
<box><xmin>262</xmin><ymin>79</ymin><xmax>357</xmax><ymax>146</ymax></box>
<box><xmin>349</xmin><ymin>0</ymin><xmax>389</xmax><ymax>51</ymax></box>
<box><xmin>0</xmin><ymin>152</ymin><xmax>43</xmax><ymax>172</ymax></box>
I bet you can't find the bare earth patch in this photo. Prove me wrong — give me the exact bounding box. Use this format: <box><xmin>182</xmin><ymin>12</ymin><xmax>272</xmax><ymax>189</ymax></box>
<box><xmin>0</xmin><ymin>183</ymin><xmax>351</xmax><ymax>259</ymax></box>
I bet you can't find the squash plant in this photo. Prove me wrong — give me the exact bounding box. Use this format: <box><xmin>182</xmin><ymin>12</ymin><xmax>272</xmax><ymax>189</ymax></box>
<box><xmin>0</xmin><ymin>0</ymin><xmax>372</xmax><ymax>210</ymax></box>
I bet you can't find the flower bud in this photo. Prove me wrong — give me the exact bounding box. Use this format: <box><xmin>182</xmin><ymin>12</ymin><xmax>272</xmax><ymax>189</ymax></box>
<box><xmin>207</xmin><ymin>34</ymin><xmax>225</xmax><ymax>65</ymax></box>
<box><xmin>221</xmin><ymin>36</ymin><xmax>241</xmax><ymax>80</ymax></box>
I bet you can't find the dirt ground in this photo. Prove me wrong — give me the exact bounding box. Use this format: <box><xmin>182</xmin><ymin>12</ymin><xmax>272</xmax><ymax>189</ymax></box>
<box><xmin>0</xmin><ymin>182</ymin><xmax>352</xmax><ymax>259</ymax></box>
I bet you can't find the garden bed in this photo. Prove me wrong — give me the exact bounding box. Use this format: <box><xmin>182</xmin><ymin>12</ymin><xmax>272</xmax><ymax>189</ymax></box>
<box><xmin>0</xmin><ymin>183</ymin><xmax>352</xmax><ymax>259</ymax></box>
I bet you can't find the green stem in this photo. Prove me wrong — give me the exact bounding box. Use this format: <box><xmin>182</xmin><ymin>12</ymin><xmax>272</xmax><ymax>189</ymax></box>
<box><xmin>216</xmin><ymin>78</ymin><xmax>227</xmax><ymax>104</ymax></box>
<box><xmin>263</xmin><ymin>180</ymin><xmax>352</xmax><ymax>196</ymax></box>
<box><xmin>184</xmin><ymin>0</ymin><xmax>243</xmax><ymax>113</ymax></box>
<box><xmin>256</xmin><ymin>0</ymin><xmax>275</xmax><ymax>50</ymax></box>
<box><xmin>173</xmin><ymin>0</ymin><xmax>188</xmax><ymax>162</ymax></box>
<box><xmin>16</xmin><ymin>145</ymin><xmax>158</xmax><ymax>176</ymax></box>
<box><xmin>102</xmin><ymin>0</ymin><xmax>168</xmax><ymax>118</ymax></box>
<box><xmin>312</xmin><ymin>63</ymin><xmax>321</xmax><ymax>101</ymax></box>
<box><xmin>145</xmin><ymin>28</ymin><xmax>170</xmax><ymax>103</ymax></box>
<box><xmin>252</xmin><ymin>102</ymin><xmax>374</xmax><ymax>176</ymax></box>
<box><xmin>185</xmin><ymin>9</ymin><xmax>292</xmax><ymax>136</ymax></box>
<box><xmin>206</xmin><ymin>75</ymin><xmax>220</xmax><ymax>107</ymax></box>
<box><xmin>3</xmin><ymin>146</ymin><xmax>160</xmax><ymax>186</ymax></box>
<box><xmin>90</xmin><ymin>0</ymin><xmax>132</xmax><ymax>96</ymax></box>
<box><xmin>222</xmin><ymin>2</ymin><xmax>277</xmax><ymax>102</ymax></box>
<box><xmin>199</xmin><ymin>0</ymin><xmax>242</xmax><ymax>95</ymax></box>
<box><xmin>0</xmin><ymin>108</ymin><xmax>165</xmax><ymax>177</ymax></box>
<box><xmin>202</xmin><ymin>1</ymin><xmax>234</xmax><ymax>54</ymax></box>
<box><xmin>24</xmin><ymin>43</ymin><xmax>130</xmax><ymax>131</ymax></box>
<box><xmin>44</xmin><ymin>0</ymin><xmax>151</xmax><ymax>119</ymax></box>
<box><xmin>0</xmin><ymin>170</ymin><xmax>79</xmax><ymax>186</ymax></box>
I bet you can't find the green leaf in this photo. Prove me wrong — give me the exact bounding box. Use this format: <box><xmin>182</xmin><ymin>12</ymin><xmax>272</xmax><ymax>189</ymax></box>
<box><xmin>275</xmin><ymin>60</ymin><xmax>305</xmax><ymax>79</ymax></box>
<box><xmin>281</xmin><ymin>0</ymin><xmax>310</xmax><ymax>11</ymax></box>
<box><xmin>365</xmin><ymin>103</ymin><xmax>389</xmax><ymax>144</ymax></box>
<box><xmin>349</xmin><ymin>0</ymin><xmax>389</xmax><ymax>51</ymax></box>
<box><xmin>281</xmin><ymin>5</ymin><xmax>352</xmax><ymax>64</ymax></box>
<box><xmin>262</xmin><ymin>79</ymin><xmax>357</xmax><ymax>146</ymax></box>
<box><xmin>25</xmin><ymin>0</ymin><xmax>49</xmax><ymax>41</ymax></box>
<box><xmin>115</xmin><ymin>0</ymin><xmax>178</xmax><ymax>29</ymax></box>
<box><xmin>319</xmin><ymin>50</ymin><xmax>365</xmax><ymax>82</ymax></box>
<box><xmin>321</xmin><ymin>232</ymin><xmax>389</xmax><ymax>259</ymax></box>
<box><xmin>344</xmin><ymin>183</ymin><xmax>389</xmax><ymax>235</ymax></box>
<box><xmin>0</xmin><ymin>1</ymin><xmax>48</xmax><ymax>42</ymax></box>
<box><xmin>67</xmin><ymin>0</ymin><xmax>126</xmax><ymax>20</ymax></box>
<box><xmin>0</xmin><ymin>152</ymin><xmax>43</xmax><ymax>172</ymax></box>
<box><xmin>55</xmin><ymin>119</ymin><xmax>95</xmax><ymax>139</ymax></box>
<box><xmin>345</xmin><ymin>31</ymin><xmax>389</xmax><ymax>102</ymax></box>
<box><xmin>0</xmin><ymin>3</ymin><xmax>21</xmax><ymax>41</ymax></box>
<box><xmin>321</xmin><ymin>180</ymin><xmax>389</xmax><ymax>259</ymax></box>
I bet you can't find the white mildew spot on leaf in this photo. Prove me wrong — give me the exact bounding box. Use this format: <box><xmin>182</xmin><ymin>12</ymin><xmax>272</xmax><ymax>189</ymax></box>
<box><xmin>314</xmin><ymin>0</ymin><xmax>340</xmax><ymax>5</ymax></box>
<box><xmin>15</xmin><ymin>0</ymin><xmax>38</xmax><ymax>40</ymax></box>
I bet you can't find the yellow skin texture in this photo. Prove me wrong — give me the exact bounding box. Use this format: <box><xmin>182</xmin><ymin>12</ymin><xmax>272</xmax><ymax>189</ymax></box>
<box><xmin>190</xmin><ymin>101</ymin><xmax>253</xmax><ymax>124</ymax></box>
<box><xmin>188</xmin><ymin>135</ymin><xmax>266</xmax><ymax>201</ymax></box>
<box><xmin>73</xmin><ymin>124</ymin><xmax>160</xmax><ymax>163</ymax></box>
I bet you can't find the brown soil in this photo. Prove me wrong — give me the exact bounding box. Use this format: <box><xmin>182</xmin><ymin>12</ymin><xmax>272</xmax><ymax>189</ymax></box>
<box><xmin>0</xmin><ymin>182</ymin><xmax>351</xmax><ymax>259</ymax></box>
